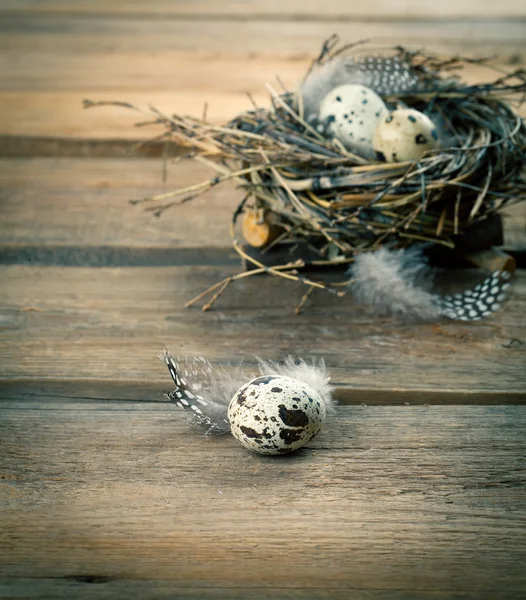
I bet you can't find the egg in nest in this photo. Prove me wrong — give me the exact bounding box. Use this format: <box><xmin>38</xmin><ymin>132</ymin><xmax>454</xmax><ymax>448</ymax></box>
<box><xmin>373</xmin><ymin>108</ymin><xmax>439</xmax><ymax>162</ymax></box>
<box><xmin>228</xmin><ymin>375</ymin><xmax>326</xmax><ymax>455</ymax></box>
<box><xmin>318</xmin><ymin>83</ymin><xmax>387</xmax><ymax>158</ymax></box>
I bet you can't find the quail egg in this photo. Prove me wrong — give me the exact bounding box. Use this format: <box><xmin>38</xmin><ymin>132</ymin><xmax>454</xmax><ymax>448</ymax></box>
<box><xmin>373</xmin><ymin>108</ymin><xmax>439</xmax><ymax>162</ymax></box>
<box><xmin>318</xmin><ymin>84</ymin><xmax>388</xmax><ymax>158</ymax></box>
<box><xmin>228</xmin><ymin>375</ymin><xmax>326</xmax><ymax>455</ymax></box>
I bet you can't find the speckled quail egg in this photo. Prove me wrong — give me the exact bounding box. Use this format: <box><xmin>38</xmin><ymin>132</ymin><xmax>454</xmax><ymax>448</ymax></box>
<box><xmin>318</xmin><ymin>84</ymin><xmax>388</xmax><ymax>158</ymax></box>
<box><xmin>373</xmin><ymin>108</ymin><xmax>439</xmax><ymax>162</ymax></box>
<box><xmin>228</xmin><ymin>375</ymin><xmax>326</xmax><ymax>455</ymax></box>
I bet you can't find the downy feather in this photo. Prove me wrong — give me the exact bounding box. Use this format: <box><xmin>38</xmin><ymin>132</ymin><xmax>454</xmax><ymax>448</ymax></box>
<box><xmin>256</xmin><ymin>356</ymin><xmax>336</xmax><ymax>414</ymax></box>
<box><xmin>348</xmin><ymin>247</ymin><xmax>513</xmax><ymax>322</ymax></box>
<box><xmin>349</xmin><ymin>246</ymin><xmax>440</xmax><ymax>321</ymax></box>
<box><xmin>160</xmin><ymin>350</ymin><xmax>251</xmax><ymax>435</ymax></box>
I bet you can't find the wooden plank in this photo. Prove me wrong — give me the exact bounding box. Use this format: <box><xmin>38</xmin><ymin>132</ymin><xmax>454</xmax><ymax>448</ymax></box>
<box><xmin>0</xmin><ymin>158</ymin><xmax>238</xmax><ymax>249</ymax></box>
<box><xmin>2</xmin><ymin>52</ymin><xmax>522</xmax><ymax>137</ymax></box>
<box><xmin>1</xmin><ymin>15</ymin><xmax>524</xmax><ymax>56</ymax></box>
<box><xmin>0</xmin><ymin>158</ymin><xmax>524</xmax><ymax>252</ymax></box>
<box><xmin>1</xmin><ymin>400</ymin><xmax>525</xmax><ymax>598</ymax></box>
<box><xmin>0</xmin><ymin>91</ymin><xmax>272</xmax><ymax>139</ymax></box>
<box><xmin>0</xmin><ymin>135</ymin><xmax>184</xmax><ymax>159</ymax></box>
<box><xmin>1</xmin><ymin>583</ymin><xmax>518</xmax><ymax>600</ymax></box>
<box><xmin>0</xmin><ymin>265</ymin><xmax>525</xmax><ymax>399</ymax></box>
<box><xmin>0</xmin><ymin>15</ymin><xmax>524</xmax><ymax>143</ymax></box>
<box><xmin>4</xmin><ymin>85</ymin><xmax>522</xmax><ymax>143</ymax></box>
<box><xmin>0</xmin><ymin>584</ymin><xmax>519</xmax><ymax>600</ymax></box>
<box><xmin>0</xmin><ymin>51</ymin><xmax>309</xmax><ymax>93</ymax></box>
<box><xmin>2</xmin><ymin>0</ymin><xmax>526</xmax><ymax>20</ymax></box>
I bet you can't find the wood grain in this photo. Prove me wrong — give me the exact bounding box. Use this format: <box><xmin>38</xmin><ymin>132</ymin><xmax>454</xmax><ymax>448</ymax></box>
<box><xmin>3</xmin><ymin>15</ymin><xmax>523</xmax><ymax>56</ymax></box>
<box><xmin>1</xmin><ymin>400</ymin><xmax>525</xmax><ymax>598</ymax></box>
<box><xmin>2</xmin><ymin>56</ymin><xmax>523</xmax><ymax>139</ymax></box>
<box><xmin>0</xmin><ymin>15</ymin><xmax>525</xmax><ymax>143</ymax></box>
<box><xmin>3</xmin><ymin>0</ymin><xmax>526</xmax><ymax>19</ymax></box>
<box><xmin>1</xmin><ymin>5</ymin><xmax>525</xmax><ymax>597</ymax></box>
<box><xmin>0</xmin><ymin>265</ymin><xmax>524</xmax><ymax>399</ymax></box>
<box><xmin>0</xmin><ymin>158</ymin><xmax>238</xmax><ymax>249</ymax></box>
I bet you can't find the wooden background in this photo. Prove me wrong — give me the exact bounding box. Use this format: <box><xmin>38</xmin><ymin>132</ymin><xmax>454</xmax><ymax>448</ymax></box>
<box><xmin>1</xmin><ymin>2</ymin><xmax>526</xmax><ymax>599</ymax></box>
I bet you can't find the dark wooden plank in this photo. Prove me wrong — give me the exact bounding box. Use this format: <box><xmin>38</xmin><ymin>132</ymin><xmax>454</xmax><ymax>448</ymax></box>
<box><xmin>2</xmin><ymin>581</ymin><xmax>519</xmax><ymax>600</ymax></box>
<box><xmin>2</xmin><ymin>582</ymin><xmax>521</xmax><ymax>600</ymax></box>
<box><xmin>1</xmin><ymin>401</ymin><xmax>525</xmax><ymax>598</ymax></box>
<box><xmin>0</xmin><ymin>582</ymin><xmax>523</xmax><ymax>600</ymax></box>
<box><xmin>0</xmin><ymin>135</ymin><xmax>184</xmax><ymax>158</ymax></box>
<box><xmin>0</xmin><ymin>265</ymin><xmax>525</xmax><ymax>399</ymax></box>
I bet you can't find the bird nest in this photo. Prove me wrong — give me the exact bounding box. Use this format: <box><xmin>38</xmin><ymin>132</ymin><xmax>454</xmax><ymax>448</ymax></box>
<box><xmin>87</xmin><ymin>37</ymin><xmax>526</xmax><ymax>312</ymax></box>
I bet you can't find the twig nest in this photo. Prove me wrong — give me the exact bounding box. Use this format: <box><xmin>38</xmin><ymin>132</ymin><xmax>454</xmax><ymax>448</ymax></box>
<box><xmin>129</xmin><ymin>37</ymin><xmax>526</xmax><ymax>307</ymax></box>
<box><xmin>228</xmin><ymin>375</ymin><xmax>326</xmax><ymax>455</ymax></box>
<box><xmin>373</xmin><ymin>108</ymin><xmax>439</xmax><ymax>162</ymax></box>
<box><xmin>318</xmin><ymin>84</ymin><xmax>387</xmax><ymax>157</ymax></box>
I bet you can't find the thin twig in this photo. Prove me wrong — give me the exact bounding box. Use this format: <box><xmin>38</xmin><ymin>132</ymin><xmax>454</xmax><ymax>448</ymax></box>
<box><xmin>295</xmin><ymin>285</ymin><xmax>315</xmax><ymax>315</ymax></box>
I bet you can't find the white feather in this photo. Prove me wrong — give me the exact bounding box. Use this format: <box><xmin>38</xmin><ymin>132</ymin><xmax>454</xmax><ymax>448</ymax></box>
<box><xmin>257</xmin><ymin>356</ymin><xmax>336</xmax><ymax>414</ymax></box>
<box><xmin>348</xmin><ymin>246</ymin><xmax>441</xmax><ymax>322</ymax></box>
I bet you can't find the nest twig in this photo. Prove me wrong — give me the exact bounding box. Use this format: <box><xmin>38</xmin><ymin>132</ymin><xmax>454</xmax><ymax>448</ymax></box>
<box><xmin>85</xmin><ymin>38</ymin><xmax>526</xmax><ymax>312</ymax></box>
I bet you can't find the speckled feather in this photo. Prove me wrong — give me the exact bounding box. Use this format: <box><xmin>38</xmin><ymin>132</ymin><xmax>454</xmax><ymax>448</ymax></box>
<box><xmin>161</xmin><ymin>352</ymin><xmax>336</xmax><ymax>435</ymax></box>
<box><xmin>161</xmin><ymin>351</ymin><xmax>237</xmax><ymax>435</ymax></box>
<box><xmin>439</xmin><ymin>270</ymin><xmax>512</xmax><ymax>321</ymax></box>
<box><xmin>349</xmin><ymin>247</ymin><xmax>512</xmax><ymax>322</ymax></box>
<box><xmin>301</xmin><ymin>55</ymin><xmax>422</xmax><ymax>121</ymax></box>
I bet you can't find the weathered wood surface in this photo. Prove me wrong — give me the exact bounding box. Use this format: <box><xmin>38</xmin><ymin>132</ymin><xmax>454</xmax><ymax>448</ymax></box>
<box><xmin>0</xmin><ymin>158</ymin><xmax>238</xmax><ymax>250</ymax></box>
<box><xmin>0</xmin><ymin>157</ymin><xmax>524</xmax><ymax>251</ymax></box>
<box><xmin>0</xmin><ymin>8</ymin><xmax>525</xmax><ymax>146</ymax></box>
<box><xmin>1</xmin><ymin>400</ymin><xmax>525</xmax><ymax>599</ymax></box>
<box><xmin>0</xmin><ymin>264</ymin><xmax>525</xmax><ymax>401</ymax></box>
<box><xmin>0</xmin><ymin>156</ymin><xmax>524</xmax><ymax>400</ymax></box>
<box><xmin>4</xmin><ymin>0</ymin><xmax>526</xmax><ymax>18</ymax></box>
<box><xmin>1</xmin><ymin>3</ymin><xmax>526</xmax><ymax>598</ymax></box>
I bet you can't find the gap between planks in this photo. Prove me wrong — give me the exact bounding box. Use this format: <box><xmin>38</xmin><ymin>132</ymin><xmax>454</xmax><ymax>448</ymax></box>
<box><xmin>1</xmin><ymin>381</ymin><xmax>525</xmax><ymax>405</ymax></box>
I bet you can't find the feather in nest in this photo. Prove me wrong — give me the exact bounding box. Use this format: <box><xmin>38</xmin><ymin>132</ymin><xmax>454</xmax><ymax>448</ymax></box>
<box><xmin>300</xmin><ymin>55</ymin><xmax>422</xmax><ymax>121</ymax></box>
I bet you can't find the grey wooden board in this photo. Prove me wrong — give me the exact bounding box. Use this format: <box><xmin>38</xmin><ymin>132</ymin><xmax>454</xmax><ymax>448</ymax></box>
<box><xmin>0</xmin><ymin>158</ymin><xmax>238</xmax><ymax>250</ymax></box>
<box><xmin>0</xmin><ymin>265</ymin><xmax>525</xmax><ymax>399</ymax></box>
<box><xmin>1</xmin><ymin>401</ymin><xmax>525</xmax><ymax>598</ymax></box>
